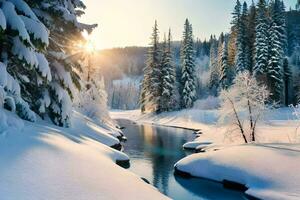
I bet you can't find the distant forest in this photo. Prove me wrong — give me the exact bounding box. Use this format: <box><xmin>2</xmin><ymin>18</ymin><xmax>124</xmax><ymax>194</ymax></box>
<box><xmin>93</xmin><ymin>7</ymin><xmax>300</xmax><ymax>110</ymax></box>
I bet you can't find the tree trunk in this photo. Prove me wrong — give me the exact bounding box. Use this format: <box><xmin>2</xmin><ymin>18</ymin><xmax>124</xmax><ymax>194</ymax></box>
<box><xmin>247</xmin><ymin>99</ymin><xmax>255</xmax><ymax>142</ymax></box>
<box><xmin>228</xmin><ymin>98</ymin><xmax>248</xmax><ymax>143</ymax></box>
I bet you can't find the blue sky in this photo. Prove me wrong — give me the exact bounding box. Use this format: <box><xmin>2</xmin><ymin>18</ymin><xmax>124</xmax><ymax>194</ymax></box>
<box><xmin>81</xmin><ymin>0</ymin><xmax>297</xmax><ymax>49</ymax></box>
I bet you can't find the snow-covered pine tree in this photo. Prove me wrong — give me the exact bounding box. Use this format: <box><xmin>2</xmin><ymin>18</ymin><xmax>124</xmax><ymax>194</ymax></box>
<box><xmin>254</xmin><ymin>0</ymin><xmax>269</xmax><ymax>79</ymax></box>
<box><xmin>140</xmin><ymin>67</ymin><xmax>150</xmax><ymax>113</ymax></box>
<box><xmin>267</xmin><ymin>0</ymin><xmax>286</xmax><ymax>104</ymax></box>
<box><xmin>140</xmin><ymin>20</ymin><xmax>161</xmax><ymax>113</ymax></box>
<box><xmin>0</xmin><ymin>0</ymin><xmax>51</xmax><ymax>121</ymax></box>
<box><xmin>217</xmin><ymin>33</ymin><xmax>225</xmax><ymax>74</ymax></box>
<box><xmin>283</xmin><ymin>58</ymin><xmax>292</xmax><ymax>106</ymax></box>
<box><xmin>159</xmin><ymin>29</ymin><xmax>177</xmax><ymax>112</ymax></box>
<box><xmin>297</xmin><ymin>0</ymin><xmax>300</xmax><ymax>10</ymax></box>
<box><xmin>195</xmin><ymin>38</ymin><xmax>202</xmax><ymax>58</ymax></box>
<box><xmin>75</xmin><ymin>76</ymin><xmax>109</xmax><ymax>122</ymax></box>
<box><xmin>180</xmin><ymin>19</ymin><xmax>196</xmax><ymax>108</ymax></box>
<box><xmin>220</xmin><ymin>41</ymin><xmax>232</xmax><ymax>89</ymax></box>
<box><xmin>236</xmin><ymin>2</ymin><xmax>250</xmax><ymax>72</ymax></box>
<box><xmin>209</xmin><ymin>35</ymin><xmax>219</xmax><ymax>95</ymax></box>
<box><xmin>32</xmin><ymin>0</ymin><xmax>97</xmax><ymax>126</ymax></box>
<box><xmin>228</xmin><ymin>0</ymin><xmax>242</xmax><ymax>68</ymax></box>
<box><xmin>247</xmin><ymin>1</ymin><xmax>257</xmax><ymax>74</ymax></box>
<box><xmin>232</xmin><ymin>0</ymin><xmax>242</xmax><ymax>28</ymax></box>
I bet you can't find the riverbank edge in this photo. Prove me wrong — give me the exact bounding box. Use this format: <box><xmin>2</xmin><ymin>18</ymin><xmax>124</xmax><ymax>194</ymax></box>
<box><xmin>173</xmin><ymin>166</ymin><xmax>261</xmax><ymax>200</ymax></box>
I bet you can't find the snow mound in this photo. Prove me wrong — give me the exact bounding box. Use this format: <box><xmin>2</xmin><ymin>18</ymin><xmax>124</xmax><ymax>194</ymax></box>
<box><xmin>175</xmin><ymin>144</ymin><xmax>300</xmax><ymax>200</ymax></box>
<box><xmin>183</xmin><ymin>141</ymin><xmax>212</xmax><ymax>150</ymax></box>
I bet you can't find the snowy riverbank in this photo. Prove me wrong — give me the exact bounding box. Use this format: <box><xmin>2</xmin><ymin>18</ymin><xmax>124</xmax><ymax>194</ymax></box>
<box><xmin>0</xmin><ymin>109</ymin><xmax>169</xmax><ymax>200</ymax></box>
<box><xmin>111</xmin><ymin>108</ymin><xmax>300</xmax><ymax>145</ymax></box>
<box><xmin>175</xmin><ymin>144</ymin><xmax>300</xmax><ymax>200</ymax></box>
<box><xmin>111</xmin><ymin>108</ymin><xmax>300</xmax><ymax>200</ymax></box>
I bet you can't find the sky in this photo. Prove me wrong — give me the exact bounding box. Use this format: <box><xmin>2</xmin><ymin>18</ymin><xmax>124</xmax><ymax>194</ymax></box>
<box><xmin>81</xmin><ymin>0</ymin><xmax>297</xmax><ymax>50</ymax></box>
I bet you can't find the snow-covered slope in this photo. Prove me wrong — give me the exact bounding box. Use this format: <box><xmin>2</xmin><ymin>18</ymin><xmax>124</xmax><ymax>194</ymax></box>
<box><xmin>175</xmin><ymin>144</ymin><xmax>300</xmax><ymax>200</ymax></box>
<box><xmin>0</xmin><ymin>109</ymin><xmax>168</xmax><ymax>200</ymax></box>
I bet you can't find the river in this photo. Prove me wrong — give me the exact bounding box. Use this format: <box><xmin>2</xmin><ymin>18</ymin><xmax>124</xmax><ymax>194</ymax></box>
<box><xmin>118</xmin><ymin>119</ymin><xmax>247</xmax><ymax>200</ymax></box>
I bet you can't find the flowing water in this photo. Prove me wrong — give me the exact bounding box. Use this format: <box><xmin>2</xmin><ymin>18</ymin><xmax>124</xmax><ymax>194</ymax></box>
<box><xmin>118</xmin><ymin>119</ymin><xmax>246</xmax><ymax>200</ymax></box>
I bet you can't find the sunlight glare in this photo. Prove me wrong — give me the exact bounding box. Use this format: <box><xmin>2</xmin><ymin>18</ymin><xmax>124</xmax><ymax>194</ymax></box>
<box><xmin>82</xmin><ymin>31</ymin><xmax>96</xmax><ymax>53</ymax></box>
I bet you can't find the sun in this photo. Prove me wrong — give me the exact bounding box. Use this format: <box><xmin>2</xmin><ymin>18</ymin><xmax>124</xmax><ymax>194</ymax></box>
<box><xmin>85</xmin><ymin>40</ymin><xmax>95</xmax><ymax>53</ymax></box>
<box><xmin>82</xmin><ymin>31</ymin><xmax>96</xmax><ymax>54</ymax></box>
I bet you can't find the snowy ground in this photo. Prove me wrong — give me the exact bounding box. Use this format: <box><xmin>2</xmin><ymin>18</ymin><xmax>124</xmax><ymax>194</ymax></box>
<box><xmin>175</xmin><ymin>144</ymin><xmax>300</xmax><ymax>200</ymax></box>
<box><xmin>0</xmin><ymin>109</ymin><xmax>168</xmax><ymax>200</ymax></box>
<box><xmin>111</xmin><ymin>108</ymin><xmax>300</xmax><ymax>200</ymax></box>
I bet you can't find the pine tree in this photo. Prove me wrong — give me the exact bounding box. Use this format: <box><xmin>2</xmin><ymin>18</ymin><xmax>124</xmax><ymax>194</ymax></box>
<box><xmin>160</xmin><ymin>30</ymin><xmax>177</xmax><ymax>112</ymax></box>
<box><xmin>232</xmin><ymin>0</ymin><xmax>242</xmax><ymax>27</ymax></box>
<box><xmin>220</xmin><ymin>41</ymin><xmax>232</xmax><ymax>89</ymax></box>
<box><xmin>236</xmin><ymin>2</ymin><xmax>250</xmax><ymax>72</ymax></box>
<box><xmin>297</xmin><ymin>0</ymin><xmax>300</xmax><ymax>10</ymax></box>
<box><xmin>217</xmin><ymin>33</ymin><xmax>225</xmax><ymax>74</ymax></box>
<box><xmin>267</xmin><ymin>0</ymin><xmax>286</xmax><ymax>104</ymax></box>
<box><xmin>254</xmin><ymin>0</ymin><xmax>269</xmax><ymax>77</ymax></box>
<box><xmin>140</xmin><ymin>20</ymin><xmax>161</xmax><ymax>113</ymax></box>
<box><xmin>228</xmin><ymin>0</ymin><xmax>242</xmax><ymax>68</ymax></box>
<box><xmin>32</xmin><ymin>0</ymin><xmax>97</xmax><ymax>126</ymax></box>
<box><xmin>0</xmin><ymin>0</ymin><xmax>51</xmax><ymax>122</ymax></box>
<box><xmin>209</xmin><ymin>36</ymin><xmax>219</xmax><ymax>95</ymax></box>
<box><xmin>283</xmin><ymin>58</ymin><xmax>292</xmax><ymax>106</ymax></box>
<box><xmin>180</xmin><ymin>19</ymin><xmax>196</xmax><ymax>108</ymax></box>
<box><xmin>247</xmin><ymin>1</ymin><xmax>257</xmax><ymax>73</ymax></box>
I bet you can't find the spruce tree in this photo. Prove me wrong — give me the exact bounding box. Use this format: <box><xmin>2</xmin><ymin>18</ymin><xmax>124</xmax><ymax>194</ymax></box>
<box><xmin>140</xmin><ymin>21</ymin><xmax>161</xmax><ymax>113</ymax></box>
<box><xmin>209</xmin><ymin>36</ymin><xmax>219</xmax><ymax>95</ymax></box>
<box><xmin>32</xmin><ymin>0</ymin><xmax>97</xmax><ymax>126</ymax></box>
<box><xmin>0</xmin><ymin>0</ymin><xmax>51</xmax><ymax>122</ymax></box>
<box><xmin>254</xmin><ymin>0</ymin><xmax>269</xmax><ymax>77</ymax></box>
<box><xmin>268</xmin><ymin>20</ymin><xmax>283</xmax><ymax>103</ymax></box>
<box><xmin>247</xmin><ymin>1</ymin><xmax>257</xmax><ymax>73</ymax></box>
<box><xmin>217</xmin><ymin>33</ymin><xmax>225</xmax><ymax>74</ymax></box>
<box><xmin>160</xmin><ymin>30</ymin><xmax>177</xmax><ymax>112</ymax></box>
<box><xmin>236</xmin><ymin>2</ymin><xmax>250</xmax><ymax>72</ymax></box>
<box><xmin>267</xmin><ymin>0</ymin><xmax>286</xmax><ymax>103</ymax></box>
<box><xmin>180</xmin><ymin>19</ymin><xmax>196</xmax><ymax>108</ymax></box>
<box><xmin>220</xmin><ymin>41</ymin><xmax>232</xmax><ymax>89</ymax></box>
<box><xmin>228</xmin><ymin>0</ymin><xmax>241</xmax><ymax>68</ymax></box>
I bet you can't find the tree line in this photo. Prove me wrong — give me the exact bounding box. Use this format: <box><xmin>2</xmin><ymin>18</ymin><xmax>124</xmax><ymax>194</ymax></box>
<box><xmin>210</xmin><ymin>0</ymin><xmax>291</xmax><ymax>105</ymax></box>
<box><xmin>140</xmin><ymin>0</ymin><xmax>300</xmax><ymax>114</ymax></box>
<box><xmin>140</xmin><ymin>19</ymin><xmax>197</xmax><ymax>113</ymax></box>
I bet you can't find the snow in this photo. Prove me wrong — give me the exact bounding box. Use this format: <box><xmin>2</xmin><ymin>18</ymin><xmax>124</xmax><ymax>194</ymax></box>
<box><xmin>175</xmin><ymin>144</ymin><xmax>300</xmax><ymax>200</ymax></box>
<box><xmin>111</xmin><ymin>107</ymin><xmax>300</xmax><ymax>145</ymax></box>
<box><xmin>0</xmin><ymin>108</ymin><xmax>168</xmax><ymax>200</ymax></box>
<box><xmin>50</xmin><ymin>82</ymin><xmax>72</xmax><ymax>121</ymax></box>
<box><xmin>8</xmin><ymin>0</ymin><xmax>39</xmax><ymax>21</ymax></box>
<box><xmin>36</xmin><ymin>52</ymin><xmax>51</xmax><ymax>81</ymax></box>
<box><xmin>0</xmin><ymin>62</ymin><xmax>7</xmax><ymax>87</ymax></box>
<box><xmin>68</xmin><ymin>111</ymin><xmax>120</xmax><ymax>147</ymax></box>
<box><xmin>183</xmin><ymin>141</ymin><xmax>212</xmax><ymax>150</ymax></box>
<box><xmin>52</xmin><ymin>61</ymin><xmax>75</xmax><ymax>93</ymax></box>
<box><xmin>21</xmin><ymin>15</ymin><xmax>49</xmax><ymax>46</ymax></box>
<box><xmin>0</xmin><ymin>9</ymin><xmax>6</xmax><ymax>30</ymax></box>
<box><xmin>2</xmin><ymin>1</ymin><xmax>30</xmax><ymax>42</ymax></box>
<box><xmin>12</xmin><ymin>37</ymin><xmax>38</xmax><ymax>67</ymax></box>
<box><xmin>111</xmin><ymin>107</ymin><xmax>300</xmax><ymax>199</ymax></box>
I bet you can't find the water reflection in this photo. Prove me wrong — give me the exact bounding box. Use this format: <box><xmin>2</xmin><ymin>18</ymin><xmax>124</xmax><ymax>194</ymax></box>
<box><xmin>118</xmin><ymin>120</ymin><xmax>245</xmax><ymax>200</ymax></box>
